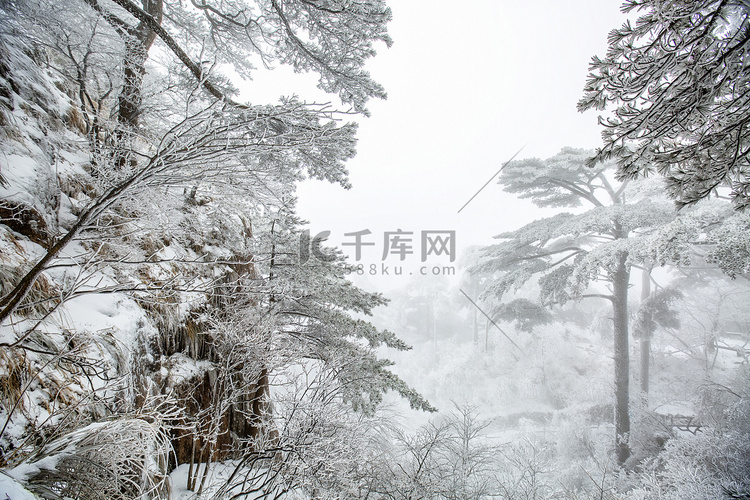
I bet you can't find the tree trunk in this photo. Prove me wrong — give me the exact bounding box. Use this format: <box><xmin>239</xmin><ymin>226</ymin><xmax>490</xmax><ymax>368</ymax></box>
<box><xmin>612</xmin><ymin>253</ymin><xmax>631</xmax><ymax>466</ymax></box>
<box><xmin>640</xmin><ymin>268</ymin><xmax>652</xmax><ymax>396</ymax></box>
<box><xmin>115</xmin><ymin>0</ymin><xmax>163</xmax><ymax>169</ymax></box>
<box><xmin>640</xmin><ymin>337</ymin><xmax>650</xmax><ymax>392</ymax></box>
<box><xmin>473</xmin><ymin>304</ymin><xmax>478</xmax><ymax>347</ymax></box>
<box><xmin>485</xmin><ymin>318</ymin><xmax>489</xmax><ymax>352</ymax></box>
<box><xmin>117</xmin><ymin>0</ymin><xmax>162</xmax><ymax>129</ymax></box>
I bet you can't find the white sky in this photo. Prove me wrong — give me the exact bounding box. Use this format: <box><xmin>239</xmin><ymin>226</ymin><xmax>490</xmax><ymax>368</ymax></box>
<box><xmin>240</xmin><ymin>1</ymin><xmax>629</xmax><ymax>288</ymax></box>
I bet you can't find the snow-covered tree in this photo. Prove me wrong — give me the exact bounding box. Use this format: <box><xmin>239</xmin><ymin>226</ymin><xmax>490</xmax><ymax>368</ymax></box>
<box><xmin>0</xmin><ymin>0</ymin><xmax>431</xmax><ymax>496</ymax></box>
<box><xmin>475</xmin><ymin>147</ymin><xmax>677</xmax><ymax>466</ymax></box>
<box><xmin>372</xmin><ymin>404</ymin><xmax>499</xmax><ymax>500</ymax></box>
<box><xmin>492</xmin><ymin>298</ymin><xmax>553</xmax><ymax>334</ymax></box>
<box><xmin>579</xmin><ymin>0</ymin><xmax>750</xmax><ymax>209</ymax></box>
<box><xmin>0</xmin><ymin>0</ymin><xmax>387</xmax><ymax>325</ymax></box>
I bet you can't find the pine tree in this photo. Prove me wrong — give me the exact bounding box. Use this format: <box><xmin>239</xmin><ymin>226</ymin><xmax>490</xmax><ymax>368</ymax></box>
<box><xmin>0</xmin><ymin>0</ymin><xmax>431</xmax><ymax>494</ymax></box>
<box><xmin>579</xmin><ymin>0</ymin><xmax>750</xmax><ymax>209</ymax></box>
<box><xmin>475</xmin><ymin>147</ymin><xmax>676</xmax><ymax>466</ymax></box>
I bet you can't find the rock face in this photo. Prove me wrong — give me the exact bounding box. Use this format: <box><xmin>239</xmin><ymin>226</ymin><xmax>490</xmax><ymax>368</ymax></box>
<box><xmin>0</xmin><ymin>26</ymin><xmax>274</xmax><ymax>481</ymax></box>
<box><xmin>0</xmin><ymin>36</ymin><xmax>69</xmax><ymax>248</ymax></box>
<box><xmin>168</xmin><ymin>365</ymin><xmax>273</xmax><ymax>466</ymax></box>
<box><xmin>0</xmin><ymin>200</ymin><xmax>50</xmax><ymax>246</ymax></box>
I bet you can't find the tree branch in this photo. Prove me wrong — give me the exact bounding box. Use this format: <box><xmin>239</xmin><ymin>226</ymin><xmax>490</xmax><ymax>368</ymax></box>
<box><xmin>86</xmin><ymin>0</ymin><xmax>246</xmax><ymax>107</ymax></box>
<box><xmin>580</xmin><ymin>293</ymin><xmax>614</xmax><ymax>303</ymax></box>
<box><xmin>547</xmin><ymin>178</ymin><xmax>603</xmax><ymax>207</ymax></box>
<box><xmin>507</xmin><ymin>246</ymin><xmax>586</xmax><ymax>265</ymax></box>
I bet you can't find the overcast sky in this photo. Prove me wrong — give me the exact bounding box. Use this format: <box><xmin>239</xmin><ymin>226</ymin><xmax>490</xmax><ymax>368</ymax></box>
<box><xmin>241</xmin><ymin>1</ymin><xmax>629</xmax><ymax>288</ymax></box>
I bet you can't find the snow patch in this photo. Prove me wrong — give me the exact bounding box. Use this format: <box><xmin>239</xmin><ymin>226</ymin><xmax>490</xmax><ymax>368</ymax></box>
<box><xmin>0</xmin><ymin>472</ymin><xmax>38</xmax><ymax>500</ymax></box>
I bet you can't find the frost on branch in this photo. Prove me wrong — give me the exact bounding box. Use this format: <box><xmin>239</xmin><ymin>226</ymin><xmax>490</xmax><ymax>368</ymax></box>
<box><xmin>579</xmin><ymin>0</ymin><xmax>750</xmax><ymax>209</ymax></box>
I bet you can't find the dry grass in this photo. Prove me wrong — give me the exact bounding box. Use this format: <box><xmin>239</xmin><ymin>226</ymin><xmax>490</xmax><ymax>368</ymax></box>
<box><xmin>0</xmin><ymin>347</ymin><xmax>29</xmax><ymax>411</ymax></box>
<box><xmin>24</xmin><ymin>414</ymin><xmax>173</xmax><ymax>500</ymax></box>
<box><xmin>64</xmin><ymin>106</ymin><xmax>87</xmax><ymax>135</ymax></box>
<box><xmin>0</xmin><ymin>230</ymin><xmax>59</xmax><ymax>318</ymax></box>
